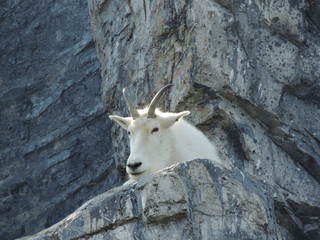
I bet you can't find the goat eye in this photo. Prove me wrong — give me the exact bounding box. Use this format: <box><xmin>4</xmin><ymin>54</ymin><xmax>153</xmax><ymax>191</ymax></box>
<box><xmin>127</xmin><ymin>131</ymin><xmax>131</xmax><ymax>135</ymax></box>
<box><xmin>151</xmin><ymin>127</ymin><xmax>159</xmax><ymax>133</ymax></box>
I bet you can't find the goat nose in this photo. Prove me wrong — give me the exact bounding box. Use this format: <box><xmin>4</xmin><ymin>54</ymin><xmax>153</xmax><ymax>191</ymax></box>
<box><xmin>127</xmin><ymin>162</ymin><xmax>142</xmax><ymax>171</ymax></box>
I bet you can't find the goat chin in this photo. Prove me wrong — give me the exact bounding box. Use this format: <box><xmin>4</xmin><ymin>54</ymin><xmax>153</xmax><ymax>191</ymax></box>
<box><xmin>123</xmin><ymin>178</ymin><xmax>136</xmax><ymax>185</ymax></box>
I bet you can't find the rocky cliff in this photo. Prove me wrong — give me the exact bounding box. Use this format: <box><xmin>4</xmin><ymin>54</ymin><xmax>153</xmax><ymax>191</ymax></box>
<box><xmin>0</xmin><ymin>1</ymin><xmax>121</xmax><ymax>239</ymax></box>
<box><xmin>87</xmin><ymin>0</ymin><xmax>320</xmax><ymax>239</ymax></box>
<box><xmin>3</xmin><ymin>0</ymin><xmax>320</xmax><ymax>239</ymax></box>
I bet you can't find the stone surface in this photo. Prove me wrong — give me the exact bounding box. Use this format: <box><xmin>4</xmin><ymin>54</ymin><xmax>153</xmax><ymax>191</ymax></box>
<box><xmin>19</xmin><ymin>159</ymin><xmax>281</xmax><ymax>240</ymax></box>
<box><xmin>4</xmin><ymin>0</ymin><xmax>320</xmax><ymax>239</ymax></box>
<box><xmin>87</xmin><ymin>0</ymin><xmax>320</xmax><ymax>239</ymax></box>
<box><xmin>0</xmin><ymin>1</ymin><xmax>121</xmax><ymax>239</ymax></box>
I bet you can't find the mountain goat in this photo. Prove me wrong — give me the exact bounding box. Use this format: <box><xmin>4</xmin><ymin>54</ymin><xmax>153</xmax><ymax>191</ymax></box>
<box><xmin>109</xmin><ymin>84</ymin><xmax>222</xmax><ymax>184</ymax></box>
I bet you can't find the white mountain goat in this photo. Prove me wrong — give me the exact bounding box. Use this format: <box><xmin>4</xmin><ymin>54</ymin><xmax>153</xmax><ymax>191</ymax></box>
<box><xmin>109</xmin><ymin>84</ymin><xmax>222</xmax><ymax>184</ymax></box>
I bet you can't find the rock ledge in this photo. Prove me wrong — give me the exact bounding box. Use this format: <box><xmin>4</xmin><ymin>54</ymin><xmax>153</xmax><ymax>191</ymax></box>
<box><xmin>21</xmin><ymin>159</ymin><xmax>279</xmax><ymax>240</ymax></box>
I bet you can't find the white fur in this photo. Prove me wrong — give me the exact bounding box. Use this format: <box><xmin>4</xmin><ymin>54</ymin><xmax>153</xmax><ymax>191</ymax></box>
<box><xmin>109</xmin><ymin>108</ymin><xmax>222</xmax><ymax>184</ymax></box>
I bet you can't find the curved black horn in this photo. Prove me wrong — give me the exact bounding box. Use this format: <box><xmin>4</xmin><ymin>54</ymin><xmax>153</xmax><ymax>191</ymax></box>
<box><xmin>147</xmin><ymin>84</ymin><xmax>173</xmax><ymax>118</ymax></box>
<box><xmin>123</xmin><ymin>88</ymin><xmax>140</xmax><ymax>119</ymax></box>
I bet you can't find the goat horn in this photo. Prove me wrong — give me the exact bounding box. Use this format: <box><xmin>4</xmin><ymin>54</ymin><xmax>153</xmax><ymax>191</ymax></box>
<box><xmin>147</xmin><ymin>84</ymin><xmax>174</xmax><ymax>118</ymax></box>
<box><xmin>123</xmin><ymin>88</ymin><xmax>140</xmax><ymax>119</ymax></box>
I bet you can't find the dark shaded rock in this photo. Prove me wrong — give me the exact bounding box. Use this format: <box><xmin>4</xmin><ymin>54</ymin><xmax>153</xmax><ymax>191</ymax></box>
<box><xmin>0</xmin><ymin>1</ymin><xmax>121</xmax><ymax>239</ymax></box>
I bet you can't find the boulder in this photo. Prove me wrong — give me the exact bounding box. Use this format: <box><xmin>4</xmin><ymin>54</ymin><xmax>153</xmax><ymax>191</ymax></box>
<box><xmin>19</xmin><ymin>159</ymin><xmax>280</xmax><ymax>240</ymax></box>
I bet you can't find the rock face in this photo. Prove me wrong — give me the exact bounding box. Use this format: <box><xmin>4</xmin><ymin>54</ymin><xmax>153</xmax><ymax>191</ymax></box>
<box><xmin>19</xmin><ymin>159</ymin><xmax>282</xmax><ymax>240</ymax></box>
<box><xmin>87</xmin><ymin>0</ymin><xmax>320</xmax><ymax>239</ymax></box>
<box><xmin>5</xmin><ymin>0</ymin><xmax>320</xmax><ymax>239</ymax></box>
<box><xmin>0</xmin><ymin>1</ymin><xmax>121</xmax><ymax>239</ymax></box>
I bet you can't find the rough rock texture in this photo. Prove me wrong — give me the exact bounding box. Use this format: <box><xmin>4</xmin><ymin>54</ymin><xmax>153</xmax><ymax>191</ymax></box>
<box><xmin>11</xmin><ymin>0</ymin><xmax>320</xmax><ymax>239</ymax></box>
<box><xmin>20</xmin><ymin>159</ymin><xmax>283</xmax><ymax>240</ymax></box>
<box><xmin>87</xmin><ymin>0</ymin><xmax>320</xmax><ymax>239</ymax></box>
<box><xmin>0</xmin><ymin>1</ymin><xmax>121</xmax><ymax>239</ymax></box>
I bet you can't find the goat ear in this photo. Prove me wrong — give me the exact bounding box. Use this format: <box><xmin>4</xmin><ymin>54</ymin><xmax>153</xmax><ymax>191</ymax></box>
<box><xmin>109</xmin><ymin>115</ymin><xmax>131</xmax><ymax>130</ymax></box>
<box><xmin>162</xmin><ymin>111</ymin><xmax>190</xmax><ymax>128</ymax></box>
<box><xmin>175</xmin><ymin>111</ymin><xmax>190</xmax><ymax>120</ymax></box>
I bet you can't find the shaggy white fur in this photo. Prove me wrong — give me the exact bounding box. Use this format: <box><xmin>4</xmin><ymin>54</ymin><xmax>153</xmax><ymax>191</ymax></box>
<box><xmin>110</xmin><ymin>107</ymin><xmax>222</xmax><ymax>184</ymax></box>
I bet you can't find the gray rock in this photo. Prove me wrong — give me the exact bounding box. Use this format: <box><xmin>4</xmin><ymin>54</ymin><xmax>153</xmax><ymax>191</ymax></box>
<box><xmin>0</xmin><ymin>1</ymin><xmax>121</xmax><ymax>239</ymax></box>
<box><xmin>88</xmin><ymin>0</ymin><xmax>320</xmax><ymax>239</ymax></box>
<box><xmin>4</xmin><ymin>0</ymin><xmax>320</xmax><ymax>239</ymax></box>
<box><xmin>19</xmin><ymin>159</ymin><xmax>281</xmax><ymax>240</ymax></box>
